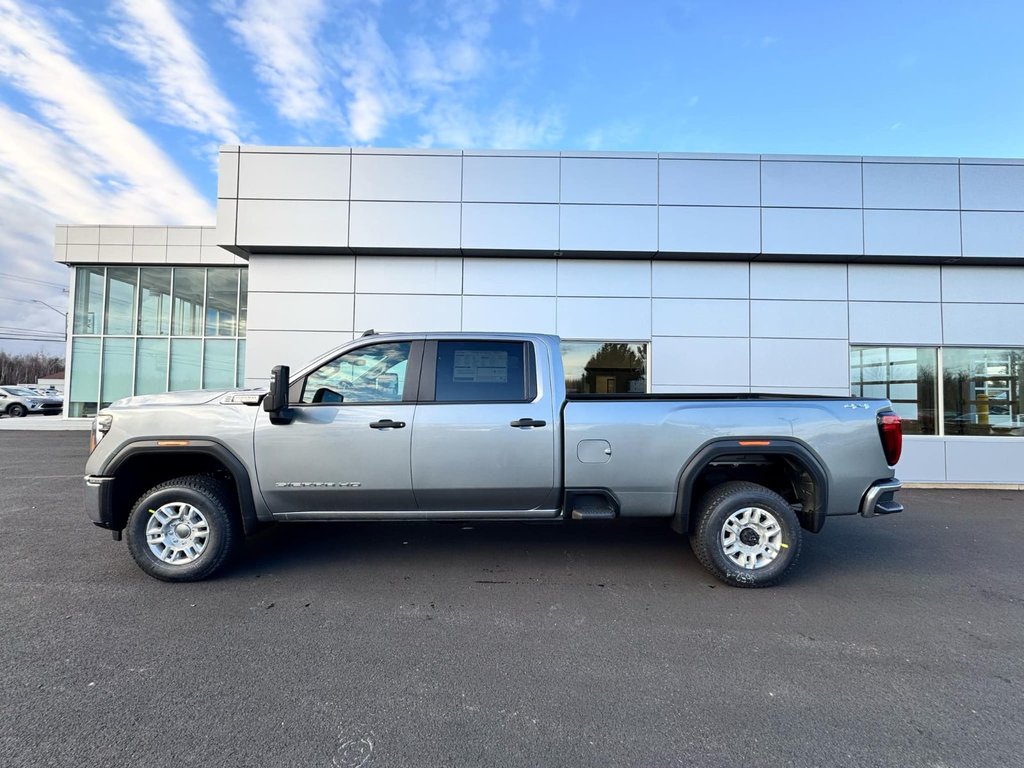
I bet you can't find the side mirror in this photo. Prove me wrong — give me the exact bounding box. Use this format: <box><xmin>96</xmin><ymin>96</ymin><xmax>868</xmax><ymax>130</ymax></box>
<box><xmin>263</xmin><ymin>365</ymin><xmax>291</xmax><ymax>424</ymax></box>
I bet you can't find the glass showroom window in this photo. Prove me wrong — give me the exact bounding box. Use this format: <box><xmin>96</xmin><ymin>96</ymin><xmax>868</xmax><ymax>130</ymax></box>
<box><xmin>561</xmin><ymin>341</ymin><xmax>647</xmax><ymax>394</ymax></box>
<box><xmin>943</xmin><ymin>348</ymin><xmax>1024</xmax><ymax>437</ymax></box>
<box><xmin>851</xmin><ymin>347</ymin><xmax>938</xmax><ymax>435</ymax></box>
<box><xmin>68</xmin><ymin>266</ymin><xmax>248</xmax><ymax>417</ymax></box>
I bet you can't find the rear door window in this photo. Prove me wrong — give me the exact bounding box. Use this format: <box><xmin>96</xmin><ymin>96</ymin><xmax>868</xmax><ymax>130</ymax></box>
<box><xmin>433</xmin><ymin>341</ymin><xmax>534</xmax><ymax>403</ymax></box>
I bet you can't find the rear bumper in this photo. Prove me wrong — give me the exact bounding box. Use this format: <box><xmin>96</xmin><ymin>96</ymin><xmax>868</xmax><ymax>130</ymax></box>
<box><xmin>85</xmin><ymin>475</ymin><xmax>116</xmax><ymax>529</ymax></box>
<box><xmin>860</xmin><ymin>478</ymin><xmax>903</xmax><ymax>517</ymax></box>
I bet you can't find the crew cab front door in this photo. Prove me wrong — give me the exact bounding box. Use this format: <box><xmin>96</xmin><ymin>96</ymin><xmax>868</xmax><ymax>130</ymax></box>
<box><xmin>253</xmin><ymin>340</ymin><xmax>422</xmax><ymax>516</ymax></box>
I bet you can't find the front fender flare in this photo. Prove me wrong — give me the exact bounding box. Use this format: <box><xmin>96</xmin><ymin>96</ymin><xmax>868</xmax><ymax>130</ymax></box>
<box><xmin>100</xmin><ymin>438</ymin><xmax>262</xmax><ymax>535</ymax></box>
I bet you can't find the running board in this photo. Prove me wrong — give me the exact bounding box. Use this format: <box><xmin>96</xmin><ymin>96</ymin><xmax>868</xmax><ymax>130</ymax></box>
<box><xmin>273</xmin><ymin>509</ymin><xmax>562</xmax><ymax>522</ymax></box>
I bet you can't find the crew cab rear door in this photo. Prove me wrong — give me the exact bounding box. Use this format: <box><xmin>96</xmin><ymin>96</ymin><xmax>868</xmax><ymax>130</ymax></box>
<box><xmin>410</xmin><ymin>339</ymin><xmax>559</xmax><ymax>514</ymax></box>
<box><xmin>253</xmin><ymin>339</ymin><xmax>422</xmax><ymax>515</ymax></box>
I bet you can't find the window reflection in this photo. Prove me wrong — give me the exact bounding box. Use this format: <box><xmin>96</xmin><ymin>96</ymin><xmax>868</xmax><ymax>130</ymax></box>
<box><xmin>203</xmin><ymin>339</ymin><xmax>236</xmax><ymax>389</ymax></box>
<box><xmin>69</xmin><ymin>265</ymin><xmax>247</xmax><ymax>414</ymax></box>
<box><xmin>301</xmin><ymin>342</ymin><xmax>411</xmax><ymax>404</ymax></box>
<box><xmin>171</xmin><ymin>269</ymin><xmax>205</xmax><ymax>336</ymax></box>
<box><xmin>238</xmin><ymin>270</ymin><xmax>248</xmax><ymax>336</ymax></box>
<box><xmin>236</xmin><ymin>340</ymin><xmax>246</xmax><ymax>388</ymax></box>
<box><xmin>73</xmin><ymin>267</ymin><xmax>104</xmax><ymax>334</ymax></box>
<box><xmin>562</xmin><ymin>341</ymin><xmax>647</xmax><ymax>394</ymax></box>
<box><xmin>101</xmin><ymin>338</ymin><xmax>133</xmax><ymax>405</ymax></box>
<box><xmin>136</xmin><ymin>339</ymin><xmax>168</xmax><ymax>395</ymax></box>
<box><xmin>170</xmin><ymin>339</ymin><xmax>201</xmax><ymax>391</ymax></box>
<box><xmin>69</xmin><ymin>337</ymin><xmax>100</xmax><ymax>417</ymax></box>
<box><xmin>851</xmin><ymin>347</ymin><xmax>937</xmax><ymax>435</ymax></box>
<box><xmin>103</xmin><ymin>268</ymin><xmax>137</xmax><ymax>335</ymax></box>
<box><xmin>138</xmin><ymin>268</ymin><xmax>171</xmax><ymax>335</ymax></box>
<box><xmin>205</xmin><ymin>268</ymin><xmax>238</xmax><ymax>336</ymax></box>
<box><xmin>943</xmin><ymin>348</ymin><xmax>1024</xmax><ymax>437</ymax></box>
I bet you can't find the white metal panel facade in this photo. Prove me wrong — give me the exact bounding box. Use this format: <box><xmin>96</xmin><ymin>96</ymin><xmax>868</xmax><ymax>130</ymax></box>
<box><xmin>55</xmin><ymin>147</ymin><xmax>1024</xmax><ymax>485</ymax></box>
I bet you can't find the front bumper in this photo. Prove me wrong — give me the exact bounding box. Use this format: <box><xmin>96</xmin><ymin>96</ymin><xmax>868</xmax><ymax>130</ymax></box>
<box><xmin>860</xmin><ymin>478</ymin><xmax>903</xmax><ymax>517</ymax></box>
<box><xmin>27</xmin><ymin>401</ymin><xmax>62</xmax><ymax>414</ymax></box>
<box><xmin>85</xmin><ymin>475</ymin><xmax>116</xmax><ymax>529</ymax></box>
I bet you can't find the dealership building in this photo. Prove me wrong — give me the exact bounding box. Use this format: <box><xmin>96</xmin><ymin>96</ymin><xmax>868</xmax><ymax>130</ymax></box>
<box><xmin>54</xmin><ymin>146</ymin><xmax>1024</xmax><ymax>485</ymax></box>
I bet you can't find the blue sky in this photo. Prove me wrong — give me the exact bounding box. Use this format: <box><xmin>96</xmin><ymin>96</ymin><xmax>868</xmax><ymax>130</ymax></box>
<box><xmin>2</xmin><ymin>0</ymin><xmax>1023</xmax><ymax>353</ymax></box>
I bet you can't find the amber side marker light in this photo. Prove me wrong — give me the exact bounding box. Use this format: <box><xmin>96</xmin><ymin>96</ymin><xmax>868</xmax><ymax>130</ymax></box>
<box><xmin>157</xmin><ymin>440</ymin><xmax>191</xmax><ymax>447</ymax></box>
<box><xmin>738</xmin><ymin>440</ymin><xmax>771</xmax><ymax>447</ymax></box>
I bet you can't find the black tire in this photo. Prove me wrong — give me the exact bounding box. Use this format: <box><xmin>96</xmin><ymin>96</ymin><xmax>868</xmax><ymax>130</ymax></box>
<box><xmin>8</xmin><ymin>404</ymin><xmax>27</xmax><ymax>418</ymax></box>
<box><xmin>689</xmin><ymin>481</ymin><xmax>802</xmax><ymax>588</ymax></box>
<box><xmin>125</xmin><ymin>475</ymin><xmax>241</xmax><ymax>582</ymax></box>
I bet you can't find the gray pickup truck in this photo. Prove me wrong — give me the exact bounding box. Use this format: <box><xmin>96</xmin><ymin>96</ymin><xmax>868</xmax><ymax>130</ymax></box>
<box><xmin>84</xmin><ymin>332</ymin><xmax>903</xmax><ymax>587</ymax></box>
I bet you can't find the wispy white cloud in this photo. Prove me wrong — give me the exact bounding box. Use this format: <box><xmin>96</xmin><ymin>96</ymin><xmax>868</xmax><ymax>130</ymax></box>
<box><xmin>522</xmin><ymin>0</ymin><xmax>579</xmax><ymax>24</ymax></box>
<box><xmin>0</xmin><ymin>0</ymin><xmax>214</xmax><ymax>351</ymax></box>
<box><xmin>417</xmin><ymin>100</ymin><xmax>563</xmax><ymax>149</ymax></box>
<box><xmin>108</xmin><ymin>0</ymin><xmax>242</xmax><ymax>144</ymax></box>
<box><xmin>0</xmin><ymin>0</ymin><xmax>212</xmax><ymax>222</ymax></box>
<box><xmin>406</xmin><ymin>0</ymin><xmax>496</xmax><ymax>89</ymax></box>
<box><xmin>582</xmin><ymin>121</ymin><xmax>643</xmax><ymax>151</ymax></box>
<box><xmin>337</xmin><ymin>0</ymin><xmax>554</xmax><ymax>147</ymax></box>
<box><xmin>217</xmin><ymin>0</ymin><xmax>560</xmax><ymax>148</ymax></box>
<box><xmin>0</xmin><ymin>188</ymin><xmax>68</xmax><ymax>353</ymax></box>
<box><xmin>339</xmin><ymin>14</ymin><xmax>405</xmax><ymax>143</ymax></box>
<box><xmin>218</xmin><ymin>0</ymin><xmax>336</xmax><ymax>125</ymax></box>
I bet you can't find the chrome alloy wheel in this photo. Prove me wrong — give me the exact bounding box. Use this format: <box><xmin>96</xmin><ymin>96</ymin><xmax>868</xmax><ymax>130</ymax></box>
<box><xmin>145</xmin><ymin>503</ymin><xmax>210</xmax><ymax>565</ymax></box>
<box><xmin>720</xmin><ymin>506</ymin><xmax>783</xmax><ymax>570</ymax></box>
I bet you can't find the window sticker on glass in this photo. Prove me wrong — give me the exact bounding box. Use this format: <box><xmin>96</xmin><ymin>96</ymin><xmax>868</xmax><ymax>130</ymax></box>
<box><xmin>453</xmin><ymin>350</ymin><xmax>508</xmax><ymax>383</ymax></box>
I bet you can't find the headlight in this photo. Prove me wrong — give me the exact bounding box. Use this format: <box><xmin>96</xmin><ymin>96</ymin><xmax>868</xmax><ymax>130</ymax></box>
<box><xmin>26</xmin><ymin>399</ymin><xmax>39</xmax><ymax>406</ymax></box>
<box><xmin>90</xmin><ymin>414</ymin><xmax>113</xmax><ymax>453</ymax></box>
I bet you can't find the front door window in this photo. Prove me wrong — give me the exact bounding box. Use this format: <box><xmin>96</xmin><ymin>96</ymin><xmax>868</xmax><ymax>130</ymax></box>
<box><xmin>300</xmin><ymin>342</ymin><xmax>412</xmax><ymax>404</ymax></box>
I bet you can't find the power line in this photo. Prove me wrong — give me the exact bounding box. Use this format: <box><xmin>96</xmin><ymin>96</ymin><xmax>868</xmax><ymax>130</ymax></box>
<box><xmin>0</xmin><ymin>327</ymin><xmax>65</xmax><ymax>335</ymax></box>
<box><xmin>0</xmin><ymin>336</ymin><xmax>67</xmax><ymax>342</ymax></box>
<box><xmin>0</xmin><ymin>272</ymin><xmax>68</xmax><ymax>289</ymax></box>
<box><xmin>0</xmin><ymin>295</ymin><xmax>45</xmax><ymax>304</ymax></box>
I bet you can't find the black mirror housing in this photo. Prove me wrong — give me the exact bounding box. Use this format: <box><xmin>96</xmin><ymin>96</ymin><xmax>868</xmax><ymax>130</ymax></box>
<box><xmin>264</xmin><ymin>365</ymin><xmax>291</xmax><ymax>423</ymax></box>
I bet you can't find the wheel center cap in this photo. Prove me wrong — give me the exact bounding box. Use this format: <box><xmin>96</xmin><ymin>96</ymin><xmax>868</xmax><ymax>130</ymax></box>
<box><xmin>739</xmin><ymin>527</ymin><xmax>760</xmax><ymax>546</ymax></box>
<box><xmin>174</xmin><ymin>523</ymin><xmax>192</xmax><ymax>539</ymax></box>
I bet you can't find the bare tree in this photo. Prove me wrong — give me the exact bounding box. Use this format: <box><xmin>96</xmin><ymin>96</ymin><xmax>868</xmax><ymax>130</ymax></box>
<box><xmin>0</xmin><ymin>351</ymin><xmax>65</xmax><ymax>385</ymax></box>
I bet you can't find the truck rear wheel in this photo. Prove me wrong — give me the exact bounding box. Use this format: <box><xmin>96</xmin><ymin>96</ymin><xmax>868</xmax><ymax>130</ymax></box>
<box><xmin>690</xmin><ymin>481</ymin><xmax>801</xmax><ymax>588</ymax></box>
<box><xmin>125</xmin><ymin>475</ymin><xmax>240</xmax><ymax>582</ymax></box>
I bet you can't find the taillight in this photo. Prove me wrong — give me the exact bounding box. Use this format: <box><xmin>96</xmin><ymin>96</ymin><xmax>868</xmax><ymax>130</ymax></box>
<box><xmin>878</xmin><ymin>412</ymin><xmax>902</xmax><ymax>466</ymax></box>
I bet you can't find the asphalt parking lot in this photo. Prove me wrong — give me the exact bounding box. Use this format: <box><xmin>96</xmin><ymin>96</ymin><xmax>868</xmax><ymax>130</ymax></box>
<box><xmin>2</xmin><ymin>431</ymin><xmax>1022</xmax><ymax>768</ymax></box>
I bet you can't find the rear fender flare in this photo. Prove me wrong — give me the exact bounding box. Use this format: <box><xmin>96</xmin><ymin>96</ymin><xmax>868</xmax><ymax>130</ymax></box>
<box><xmin>673</xmin><ymin>437</ymin><xmax>830</xmax><ymax>534</ymax></box>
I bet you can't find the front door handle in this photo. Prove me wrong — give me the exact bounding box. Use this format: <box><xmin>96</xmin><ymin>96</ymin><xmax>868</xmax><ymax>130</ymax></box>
<box><xmin>510</xmin><ymin>418</ymin><xmax>546</xmax><ymax>428</ymax></box>
<box><xmin>369</xmin><ymin>419</ymin><xmax>406</xmax><ymax>429</ymax></box>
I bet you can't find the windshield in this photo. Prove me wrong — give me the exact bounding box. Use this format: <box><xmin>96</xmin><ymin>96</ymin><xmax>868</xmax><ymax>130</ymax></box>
<box><xmin>1</xmin><ymin>387</ymin><xmax>37</xmax><ymax>397</ymax></box>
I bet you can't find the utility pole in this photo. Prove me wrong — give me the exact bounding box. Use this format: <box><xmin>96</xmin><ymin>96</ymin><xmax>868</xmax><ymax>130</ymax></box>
<box><xmin>32</xmin><ymin>300</ymin><xmax>69</xmax><ymax>342</ymax></box>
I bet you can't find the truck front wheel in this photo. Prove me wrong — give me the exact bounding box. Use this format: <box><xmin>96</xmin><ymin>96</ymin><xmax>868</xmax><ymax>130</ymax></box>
<box><xmin>690</xmin><ymin>481</ymin><xmax>802</xmax><ymax>588</ymax></box>
<box><xmin>125</xmin><ymin>475</ymin><xmax>240</xmax><ymax>582</ymax></box>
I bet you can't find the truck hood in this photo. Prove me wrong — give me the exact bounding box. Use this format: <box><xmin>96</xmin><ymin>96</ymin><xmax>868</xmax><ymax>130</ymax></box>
<box><xmin>111</xmin><ymin>389</ymin><xmax>264</xmax><ymax>408</ymax></box>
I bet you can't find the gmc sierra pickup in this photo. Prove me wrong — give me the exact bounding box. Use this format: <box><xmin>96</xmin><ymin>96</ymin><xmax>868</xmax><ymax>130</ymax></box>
<box><xmin>84</xmin><ymin>332</ymin><xmax>903</xmax><ymax>587</ymax></box>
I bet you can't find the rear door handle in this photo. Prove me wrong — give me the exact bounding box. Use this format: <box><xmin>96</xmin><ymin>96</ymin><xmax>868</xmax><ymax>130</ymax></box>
<box><xmin>510</xmin><ymin>418</ymin><xmax>546</xmax><ymax>428</ymax></box>
<box><xmin>369</xmin><ymin>419</ymin><xmax>406</xmax><ymax>429</ymax></box>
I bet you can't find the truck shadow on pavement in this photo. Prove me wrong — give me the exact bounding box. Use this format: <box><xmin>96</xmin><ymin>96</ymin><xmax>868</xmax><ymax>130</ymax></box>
<box><xmin>225</xmin><ymin>512</ymin><xmax>920</xmax><ymax>586</ymax></box>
